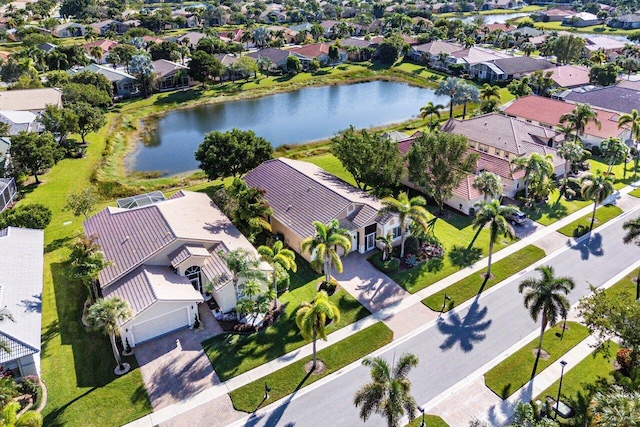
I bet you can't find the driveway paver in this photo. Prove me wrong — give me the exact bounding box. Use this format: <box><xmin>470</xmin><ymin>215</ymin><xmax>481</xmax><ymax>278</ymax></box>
<box><xmin>159</xmin><ymin>394</ymin><xmax>244</xmax><ymax>427</ymax></box>
<box><xmin>135</xmin><ymin>304</ymin><xmax>224</xmax><ymax>410</ymax></box>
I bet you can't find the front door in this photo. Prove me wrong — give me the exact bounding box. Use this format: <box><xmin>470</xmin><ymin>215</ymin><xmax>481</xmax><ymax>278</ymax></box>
<box><xmin>365</xmin><ymin>233</ymin><xmax>376</xmax><ymax>251</ymax></box>
<box><xmin>351</xmin><ymin>232</ymin><xmax>358</xmax><ymax>253</ymax></box>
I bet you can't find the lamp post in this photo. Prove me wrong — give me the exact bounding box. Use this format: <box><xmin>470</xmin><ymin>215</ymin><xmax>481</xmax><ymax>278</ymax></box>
<box><xmin>441</xmin><ymin>294</ymin><xmax>451</xmax><ymax>313</ymax></box>
<box><xmin>554</xmin><ymin>360</ymin><xmax>567</xmax><ymax>419</ymax></box>
<box><xmin>264</xmin><ymin>382</ymin><xmax>271</xmax><ymax>400</ymax></box>
<box><xmin>418</xmin><ymin>406</ymin><xmax>425</xmax><ymax>427</ymax></box>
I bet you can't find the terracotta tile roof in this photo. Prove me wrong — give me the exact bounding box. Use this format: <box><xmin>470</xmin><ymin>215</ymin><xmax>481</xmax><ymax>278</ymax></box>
<box><xmin>412</xmin><ymin>40</ymin><xmax>463</xmax><ymax>55</ymax></box>
<box><xmin>244</xmin><ymin>158</ymin><xmax>392</xmax><ymax>239</ymax></box>
<box><xmin>504</xmin><ymin>95</ymin><xmax>628</xmax><ymax>139</ymax></box>
<box><xmin>532</xmin><ymin>64</ymin><xmax>590</xmax><ymax>88</ymax></box>
<box><xmin>82</xmin><ymin>39</ymin><xmax>118</xmax><ymax>52</ymax></box>
<box><xmin>289</xmin><ymin>43</ymin><xmax>330</xmax><ymax>58</ymax></box>
<box><xmin>441</xmin><ymin>114</ymin><xmax>564</xmax><ymax>166</ymax></box>
<box><xmin>474</xmin><ymin>148</ymin><xmax>525</xmax><ymax>180</ymax></box>
<box><xmin>453</xmin><ymin>174</ymin><xmax>483</xmax><ymax>201</ymax></box>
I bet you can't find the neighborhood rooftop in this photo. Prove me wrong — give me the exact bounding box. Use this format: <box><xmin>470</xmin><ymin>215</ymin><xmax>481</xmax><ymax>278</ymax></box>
<box><xmin>0</xmin><ymin>88</ymin><xmax>62</xmax><ymax>111</ymax></box>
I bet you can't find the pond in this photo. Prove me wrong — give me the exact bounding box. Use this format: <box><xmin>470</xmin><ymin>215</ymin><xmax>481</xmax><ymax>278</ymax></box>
<box><xmin>126</xmin><ymin>80</ymin><xmax>450</xmax><ymax>175</ymax></box>
<box><xmin>454</xmin><ymin>12</ymin><xmax>531</xmax><ymax>24</ymax></box>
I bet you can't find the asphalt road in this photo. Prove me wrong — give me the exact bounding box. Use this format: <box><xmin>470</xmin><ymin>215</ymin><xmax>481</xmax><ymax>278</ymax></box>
<box><xmin>242</xmin><ymin>209</ymin><xmax>640</xmax><ymax>427</ymax></box>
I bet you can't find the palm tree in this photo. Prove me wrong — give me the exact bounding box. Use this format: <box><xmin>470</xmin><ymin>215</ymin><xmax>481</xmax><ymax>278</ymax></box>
<box><xmin>581</xmin><ymin>172</ymin><xmax>616</xmax><ymax>231</ymax></box>
<box><xmin>353</xmin><ymin>353</ymin><xmax>419</xmax><ymax>427</ymax></box>
<box><xmin>68</xmin><ymin>234</ymin><xmax>110</xmax><ymax>302</ymax></box>
<box><xmin>589</xmin><ymin>386</ymin><xmax>640</xmax><ymax>425</ymax></box>
<box><xmin>557</xmin><ymin>140</ymin><xmax>586</xmax><ymax>196</ymax></box>
<box><xmin>435</xmin><ymin>77</ymin><xmax>466</xmax><ymax>118</ymax></box>
<box><xmin>559</xmin><ymin>103</ymin><xmax>602</xmax><ymax>143</ymax></box>
<box><xmin>257</xmin><ymin>240</ymin><xmax>297</xmax><ymax>308</ymax></box>
<box><xmin>380</xmin><ymin>192</ymin><xmax>430</xmax><ymax>258</ymax></box>
<box><xmin>301</xmin><ymin>220</ymin><xmax>351</xmax><ymax>283</ymax></box>
<box><xmin>86</xmin><ymin>297</ymin><xmax>133</xmax><ymax>375</ymax></box>
<box><xmin>376</xmin><ymin>233</ymin><xmax>394</xmax><ymax>262</ymax></box>
<box><xmin>590</xmin><ymin>49</ymin><xmax>607</xmax><ymax>65</ymax></box>
<box><xmin>618</xmin><ymin>109</ymin><xmax>640</xmax><ymax>158</ymax></box>
<box><xmin>419</xmin><ymin>101</ymin><xmax>444</xmax><ymax>130</ymax></box>
<box><xmin>480</xmin><ymin>83</ymin><xmax>501</xmax><ymax>103</ymax></box>
<box><xmin>89</xmin><ymin>45</ymin><xmax>103</xmax><ymax>63</ymax></box>
<box><xmin>295</xmin><ymin>290</ymin><xmax>340</xmax><ymax>370</ymax></box>
<box><xmin>600</xmin><ymin>137</ymin><xmax>629</xmax><ymax>174</ymax></box>
<box><xmin>520</xmin><ymin>42</ymin><xmax>535</xmax><ymax>57</ymax></box>
<box><xmin>473</xmin><ymin>171</ymin><xmax>502</xmax><ymax>202</ymax></box>
<box><xmin>459</xmin><ymin>84</ymin><xmax>480</xmax><ymax>119</ymax></box>
<box><xmin>471</xmin><ymin>200</ymin><xmax>517</xmax><ymax>282</ymax></box>
<box><xmin>219</xmin><ymin>248</ymin><xmax>267</xmax><ymax>315</ymax></box>
<box><xmin>518</xmin><ymin>265</ymin><xmax>575</xmax><ymax>378</ymax></box>
<box><xmin>512</xmin><ymin>153</ymin><xmax>554</xmax><ymax>201</ymax></box>
<box><xmin>0</xmin><ymin>401</ymin><xmax>42</xmax><ymax>427</ymax></box>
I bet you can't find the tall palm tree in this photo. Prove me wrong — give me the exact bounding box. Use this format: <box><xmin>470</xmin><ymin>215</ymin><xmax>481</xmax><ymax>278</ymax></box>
<box><xmin>471</xmin><ymin>200</ymin><xmax>517</xmax><ymax>282</ymax></box>
<box><xmin>0</xmin><ymin>401</ymin><xmax>43</xmax><ymax>427</ymax></box>
<box><xmin>89</xmin><ymin>45</ymin><xmax>103</xmax><ymax>63</ymax></box>
<box><xmin>435</xmin><ymin>77</ymin><xmax>465</xmax><ymax>118</ymax></box>
<box><xmin>480</xmin><ymin>83</ymin><xmax>501</xmax><ymax>103</ymax></box>
<box><xmin>518</xmin><ymin>265</ymin><xmax>575</xmax><ymax>378</ymax></box>
<box><xmin>618</xmin><ymin>110</ymin><xmax>640</xmax><ymax>175</ymax></box>
<box><xmin>419</xmin><ymin>101</ymin><xmax>444</xmax><ymax>130</ymax></box>
<box><xmin>559</xmin><ymin>103</ymin><xmax>602</xmax><ymax>143</ymax></box>
<box><xmin>557</xmin><ymin>140</ymin><xmax>586</xmax><ymax>196</ymax></box>
<box><xmin>301</xmin><ymin>220</ymin><xmax>351</xmax><ymax>283</ymax></box>
<box><xmin>511</xmin><ymin>153</ymin><xmax>554</xmax><ymax>201</ymax></box>
<box><xmin>380</xmin><ymin>192</ymin><xmax>430</xmax><ymax>258</ymax></box>
<box><xmin>459</xmin><ymin>84</ymin><xmax>480</xmax><ymax>119</ymax></box>
<box><xmin>219</xmin><ymin>248</ymin><xmax>267</xmax><ymax>317</ymax></box>
<box><xmin>86</xmin><ymin>297</ymin><xmax>133</xmax><ymax>375</ymax></box>
<box><xmin>68</xmin><ymin>234</ymin><xmax>111</xmax><ymax>303</ymax></box>
<box><xmin>257</xmin><ymin>240</ymin><xmax>297</xmax><ymax>308</ymax></box>
<box><xmin>353</xmin><ymin>353</ymin><xmax>419</xmax><ymax>427</ymax></box>
<box><xmin>623</xmin><ymin>216</ymin><xmax>640</xmax><ymax>247</ymax></box>
<box><xmin>581</xmin><ymin>172</ymin><xmax>616</xmax><ymax>231</ymax></box>
<box><xmin>472</xmin><ymin>171</ymin><xmax>502</xmax><ymax>202</ymax></box>
<box><xmin>589</xmin><ymin>386</ymin><xmax>640</xmax><ymax>425</ymax></box>
<box><xmin>295</xmin><ymin>290</ymin><xmax>340</xmax><ymax>370</ymax></box>
<box><xmin>600</xmin><ymin>137</ymin><xmax>629</xmax><ymax>174</ymax></box>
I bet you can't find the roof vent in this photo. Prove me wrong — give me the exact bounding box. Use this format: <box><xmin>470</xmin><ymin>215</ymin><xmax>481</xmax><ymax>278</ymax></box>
<box><xmin>286</xmin><ymin>205</ymin><xmax>292</xmax><ymax>211</ymax></box>
<box><xmin>122</xmin><ymin>236</ymin><xmax>130</xmax><ymax>244</ymax></box>
<box><xmin>307</xmin><ymin>186</ymin><xmax>311</xmax><ymax>192</ymax></box>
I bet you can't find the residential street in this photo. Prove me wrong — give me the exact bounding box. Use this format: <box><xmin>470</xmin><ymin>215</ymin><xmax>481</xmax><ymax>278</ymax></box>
<box><xmin>237</xmin><ymin>207</ymin><xmax>640</xmax><ymax>427</ymax></box>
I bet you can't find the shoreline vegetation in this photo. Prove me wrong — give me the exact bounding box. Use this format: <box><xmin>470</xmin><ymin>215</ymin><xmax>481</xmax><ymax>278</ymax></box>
<box><xmin>95</xmin><ymin>62</ymin><xmax>453</xmax><ymax>197</ymax></box>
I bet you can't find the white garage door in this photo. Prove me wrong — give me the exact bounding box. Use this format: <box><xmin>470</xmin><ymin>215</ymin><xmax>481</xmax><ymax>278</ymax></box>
<box><xmin>132</xmin><ymin>307</ymin><xmax>189</xmax><ymax>345</ymax></box>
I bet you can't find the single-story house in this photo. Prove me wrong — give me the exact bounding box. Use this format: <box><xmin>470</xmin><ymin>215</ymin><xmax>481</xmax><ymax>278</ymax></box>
<box><xmin>0</xmin><ymin>88</ymin><xmax>62</xmax><ymax>114</ymax></box>
<box><xmin>82</xmin><ymin>39</ymin><xmax>119</xmax><ymax>64</ymax></box>
<box><xmin>562</xmin><ymin>12</ymin><xmax>602</xmax><ymax>27</ymax></box>
<box><xmin>469</xmin><ymin>57</ymin><xmax>555</xmax><ymax>82</ymax></box>
<box><xmin>247</xmin><ymin>48</ymin><xmax>290</xmax><ymax>70</ymax></box>
<box><xmin>609</xmin><ymin>14</ymin><xmax>640</xmax><ymax>29</ymax></box>
<box><xmin>448</xmin><ymin>46</ymin><xmax>512</xmax><ymax>69</ymax></box>
<box><xmin>0</xmin><ymin>178</ymin><xmax>16</xmax><ymax>212</ymax></box>
<box><xmin>88</xmin><ymin>19</ymin><xmax>129</xmax><ymax>35</ymax></box>
<box><xmin>503</xmin><ymin>95</ymin><xmax>631</xmax><ymax>148</ymax></box>
<box><xmin>536</xmin><ymin>8</ymin><xmax>576</xmax><ymax>22</ymax></box>
<box><xmin>0</xmin><ymin>227</ymin><xmax>44</xmax><ymax>378</ymax></box>
<box><xmin>244</xmin><ymin>158</ymin><xmax>403</xmax><ymax>261</ymax></box>
<box><xmin>526</xmin><ymin>64</ymin><xmax>590</xmax><ymax>89</ymax></box>
<box><xmin>52</xmin><ymin>22</ymin><xmax>87</xmax><ymax>38</ymax></box>
<box><xmin>440</xmin><ymin>113</ymin><xmax>564</xmax><ymax>174</ymax></box>
<box><xmin>582</xmin><ymin>36</ymin><xmax>626</xmax><ymax>58</ymax></box>
<box><xmin>289</xmin><ymin>43</ymin><xmax>346</xmax><ymax>67</ymax></box>
<box><xmin>408</xmin><ymin>40</ymin><xmax>463</xmax><ymax>64</ymax></box>
<box><xmin>556</xmin><ymin>85</ymin><xmax>640</xmax><ymax>115</ymax></box>
<box><xmin>176</xmin><ymin>31</ymin><xmax>206</xmax><ymax>49</ymax></box>
<box><xmin>70</xmin><ymin>64</ymin><xmax>137</xmax><ymax>98</ymax></box>
<box><xmin>339</xmin><ymin>38</ymin><xmax>375</xmax><ymax>61</ymax></box>
<box><xmin>83</xmin><ymin>190</ymin><xmax>272</xmax><ymax>347</ymax></box>
<box><xmin>0</xmin><ymin>110</ymin><xmax>40</xmax><ymax>134</ymax></box>
<box><xmin>152</xmin><ymin>59</ymin><xmax>194</xmax><ymax>91</ymax></box>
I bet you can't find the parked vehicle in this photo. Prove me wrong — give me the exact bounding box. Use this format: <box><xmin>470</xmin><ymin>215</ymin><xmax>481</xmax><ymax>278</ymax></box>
<box><xmin>505</xmin><ymin>210</ymin><xmax>527</xmax><ymax>225</ymax></box>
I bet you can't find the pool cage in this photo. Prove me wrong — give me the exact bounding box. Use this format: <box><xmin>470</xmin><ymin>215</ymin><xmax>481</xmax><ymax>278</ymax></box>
<box><xmin>117</xmin><ymin>191</ymin><xmax>166</xmax><ymax>209</ymax></box>
<box><xmin>0</xmin><ymin>178</ymin><xmax>17</xmax><ymax>213</ymax></box>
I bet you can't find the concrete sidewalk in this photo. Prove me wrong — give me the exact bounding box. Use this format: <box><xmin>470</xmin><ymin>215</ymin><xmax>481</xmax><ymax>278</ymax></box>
<box><xmin>126</xmin><ymin>184</ymin><xmax>640</xmax><ymax>427</ymax></box>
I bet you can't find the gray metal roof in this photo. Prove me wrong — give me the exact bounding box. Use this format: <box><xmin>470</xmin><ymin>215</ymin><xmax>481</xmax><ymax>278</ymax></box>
<box><xmin>0</xmin><ymin>227</ymin><xmax>44</xmax><ymax>363</ymax></box>
<box><xmin>563</xmin><ymin>86</ymin><xmax>640</xmax><ymax>115</ymax></box>
<box><xmin>489</xmin><ymin>57</ymin><xmax>554</xmax><ymax>75</ymax></box>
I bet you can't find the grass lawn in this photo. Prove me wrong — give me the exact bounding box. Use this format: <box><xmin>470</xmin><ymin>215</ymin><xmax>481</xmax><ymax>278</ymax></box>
<box><xmin>303</xmin><ymin>153</ymin><xmax>358</xmax><ymax>187</ymax></box>
<box><xmin>422</xmin><ymin>245</ymin><xmax>546</xmax><ymax>312</ymax></box>
<box><xmin>229</xmin><ymin>322</ymin><xmax>393</xmax><ymax>413</ymax></box>
<box><xmin>535</xmin><ymin>341</ymin><xmax>620</xmax><ymax>421</ymax></box>
<box><xmin>589</xmin><ymin>156</ymin><xmax>640</xmax><ymax>190</ymax></box>
<box><xmin>485</xmin><ymin>322</ymin><xmax>590</xmax><ymax>399</ymax></box>
<box><xmin>18</xmin><ymin>116</ymin><xmax>153</xmax><ymax>427</ymax></box>
<box><xmin>406</xmin><ymin>415</ymin><xmax>450</xmax><ymax>426</ymax></box>
<box><xmin>530</xmin><ymin>20</ymin><xmax>638</xmax><ymax>35</ymax></box>
<box><xmin>603</xmin><ymin>268</ymin><xmax>639</xmax><ymax>300</ymax></box>
<box><xmin>522</xmin><ymin>189</ymin><xmax>591</xmax><ymax>226</ymax></box>
<box><xmin>556</xmin><ymin>205</ymin><xmax>623</xmax><ymax>238</ymax></box>
<box><xmin>202</xmin><ymin>256</ymin><xmax>370</xmax><ymax>381</ymax></box>
<box><xmin>630</xmin><ymin>187</ymin><xmax>640</xmax><ymax>198</ymax></box>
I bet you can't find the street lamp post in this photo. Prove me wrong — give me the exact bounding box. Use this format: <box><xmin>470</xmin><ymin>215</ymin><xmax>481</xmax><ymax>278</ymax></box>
<box><xmin>554</xmin><ymin>360</ymin><xmax>568</xmax><ymax>420</ymax></box>
<box><xmin>441</xmin><ymin>294</ymin><xmax>451</xmax><ymax>313</ymax></box>
<box><xmin>418</xmin><ymin>406</ymin><xmax>425</xmax><ymax>427</ymax></box>
<box><xmin>264</xmin><ymin>382</ymin><xmax>271</xmax><ymax>400</ymax></box>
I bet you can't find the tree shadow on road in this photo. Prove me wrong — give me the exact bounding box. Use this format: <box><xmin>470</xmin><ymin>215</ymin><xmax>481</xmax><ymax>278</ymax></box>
<box><xmin>437</xmin><ymin>299</ymin><xmax>492</xmax><ymax>352</ymax></box>
<box><xmin>567</xmin><ymin>232</ymin><xmax>604</xmax><ymax>260</ymax></box>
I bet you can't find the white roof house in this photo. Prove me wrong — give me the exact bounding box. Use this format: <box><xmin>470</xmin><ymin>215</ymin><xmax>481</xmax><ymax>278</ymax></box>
<box><xmin>0</xmin><ymin>227</ymin><xmax>44</xmax><ymax>379</ymax></box>
<box><xmin>0</xmin><ymin>88</ymin><xmax>63</xmax><ymax>114</ymax></box>
<box><xmin>0</xmin><ymin>110</ymin><xmax>40</xmax><ymax>135</ymax></box>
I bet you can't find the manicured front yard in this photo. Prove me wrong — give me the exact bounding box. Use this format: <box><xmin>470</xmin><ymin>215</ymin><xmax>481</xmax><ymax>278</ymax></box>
<box><xmin>229</xmin><ymin>322</ymin><xmax>393</xmax><ymax>413</ymax></box>
<box><xmin>422</xmin><ymin>245</ymin><xmax>546</xmax><ymax>312</ymax></box>
<box><xmin>522</xmin><ymin>189</ymin><xmax>591</xmax><ymax>226</ymax></box>
<box><xmin>485</xmin><ymin>322</ymin><xmax>590</xmax><ymax>399</ymax></box>
<box><xmin>556</xmin><ymin>205</ymin><xmax>623</xmax><ymax>238</ymax></box>
<box><xmin>535</xmin><ymin>341</ymin><xmax>620</xmax><ymax>418</ymax></box>
<box><xmin>406</xmin><ymin>414</ymin><xmax>450</xmax><ymax>427</ymax></box>
<box><xmin>20</xmin><ymin>116</ymin><xmax>153</xmax><ymax>426</ymax></box>
<box><xmin>202</xmin><ymin>256</ymin><xmax>370</xmax><ymax>381</ymax></box>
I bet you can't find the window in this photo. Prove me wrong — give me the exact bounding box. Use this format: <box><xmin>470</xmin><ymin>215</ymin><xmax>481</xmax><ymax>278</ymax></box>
<box><xmin>185</xmin><ymin>266</ymin><xmax>202</xmax><ymax>292</ymax></box>
<box><xmin>392</xmin><ymin>226</ymin><xmax>401</xmax><ymax>239</ymax></box>
<box><xmin>495</xmin><ymin>149</ymin><xmax>500</xmax><ymax>156</ymax></box>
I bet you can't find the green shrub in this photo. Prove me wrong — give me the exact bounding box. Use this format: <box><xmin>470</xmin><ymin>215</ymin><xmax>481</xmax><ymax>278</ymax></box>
<box><xmin>404</xmin><ymin>235</ymin><xmax>420</xmax><ymax>255</ymax></box>
<box><xmin>368</xmin><ymin>251</ymin><xmax>400</xmax><ymax>273</ymax></box>
<box><xmin>275</xmin><ymin>263</ymin><xmax>290</xmax><ymax>293</ymax></box>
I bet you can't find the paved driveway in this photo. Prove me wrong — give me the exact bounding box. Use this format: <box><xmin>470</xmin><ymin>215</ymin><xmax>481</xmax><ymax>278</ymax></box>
<box><xmin>135</xmin><ymin>304</ymin><xmax>224</xmax><ymax>410</ymax></box>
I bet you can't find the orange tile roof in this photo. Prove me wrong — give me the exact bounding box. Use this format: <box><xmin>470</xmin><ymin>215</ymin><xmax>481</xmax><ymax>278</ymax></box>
<box><xmin>289</xmin><ymin>43</ymin><xmax>330</xmax><ymax>58</ymax></box>
<box><xmin>503</xmin><ymin>95</ymin><xmax>628</xmax><ymax>140</ymax></box>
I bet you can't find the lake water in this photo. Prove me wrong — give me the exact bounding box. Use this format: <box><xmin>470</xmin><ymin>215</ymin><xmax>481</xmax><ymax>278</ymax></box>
<box><xmin>126</xmin><ymin>80</ymin><xmax>450</xmax><ymax>175</ymax></box>
<box><xmin>454</xmin><ymin>12</ymin><xmax>531</xmax><ymax>24</ymax></box>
